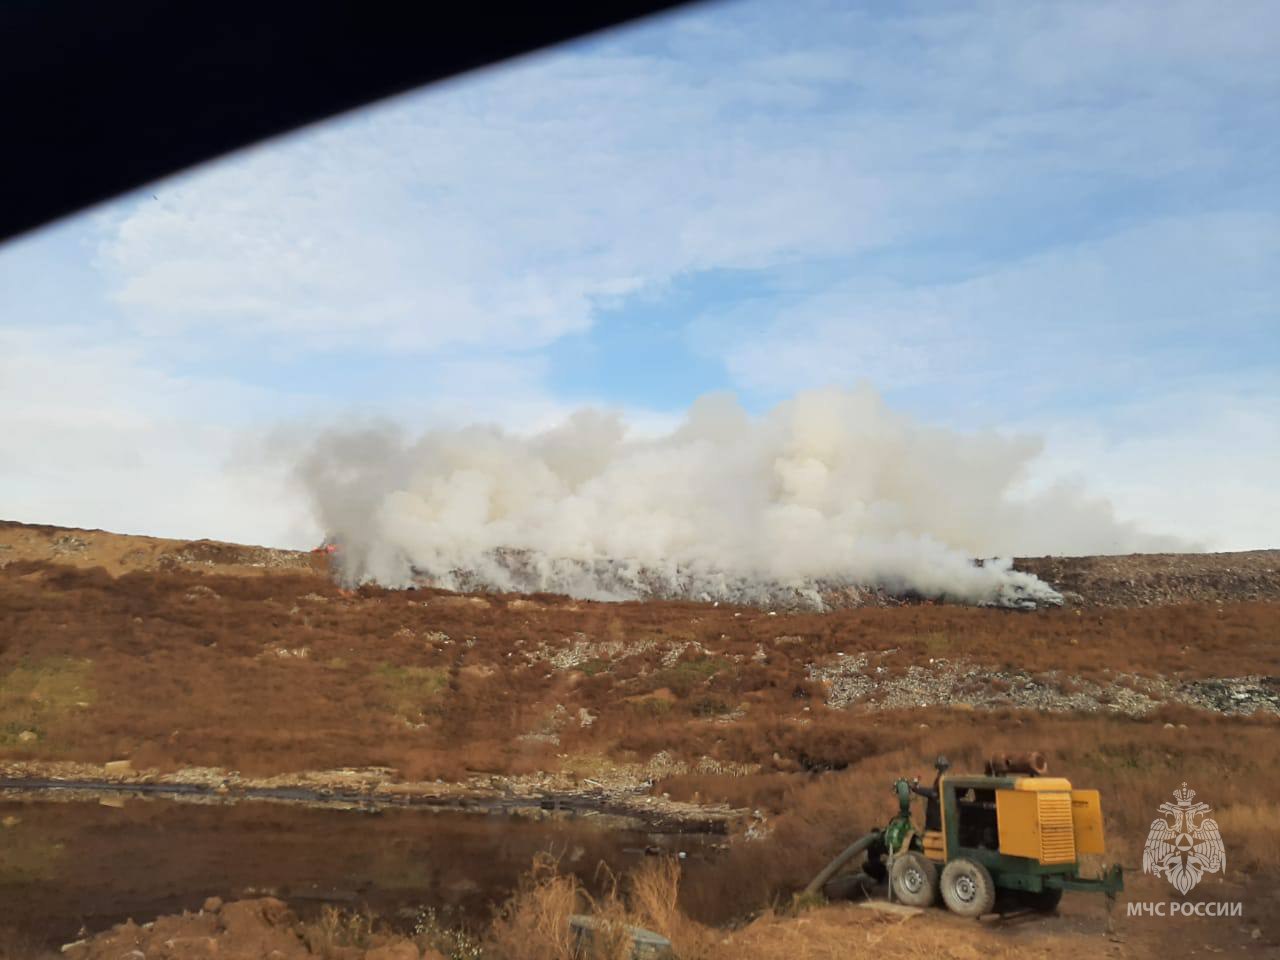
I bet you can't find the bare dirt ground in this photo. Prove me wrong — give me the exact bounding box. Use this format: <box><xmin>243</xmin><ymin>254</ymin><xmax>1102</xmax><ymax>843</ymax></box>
<box><xmin>2</xmin><ymin>520</ymin><xmax>1278</xmax><ymax>958</ymax></box>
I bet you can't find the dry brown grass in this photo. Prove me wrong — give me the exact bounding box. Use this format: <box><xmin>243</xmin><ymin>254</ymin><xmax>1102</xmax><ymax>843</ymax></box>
<box><xmin>1213</xmin><ymin>802</ymin><xmax>1280</xmax><ymax>870</ymax></box>
<box><xmin>670</xmin><ymin>709</ymin><xmax>1280</xmax><ymax>922</ymax></box>
<box><xmin>3</xmin><ymin>557</ymin><xmax>1276</xmax><ymax>885</ymax></box>
<box><xmin>706</xmin><ymin>907</ymin><xmax>1043</xmax><ymax>960</ymax></box>
<box><xmin>626</xmin><ymin>858</ymin><xmax>681</xmax><ymax>935</ymax></box>
<box><xmin>301</xmin><ymin>905</ymin><xmax>376</xmax><ymax>958</ymax></box>
<box><xmin>3</xmin><ymin>550</ymin><xmax>1278</xmax><ymax>957</ymax></box>
<box><xmin>2</xmin><ymin>556</ymin><xmax>1276</xmax><ymax>779</ymax></box>
<box><xmin>10</xmin><ymin>527</ymin><xmax>1273</xmax><ymax>960</ymax></box>
<box><xmin>626</xmin><ymin>859</ymin><xmax>721</xmax><ymax>960</ymax></box>
<box><xmin>486</xmin><ymin>855</ymin><xmax>585</xmax><ymax>960</ymax></box>
<box><xmin>484</xmin><ymin>849</ymin><xmax>1144</xmax><ymax>960</ymax></box>
<box><xmin>486</xmin><ymin>855</ymin><xmax>724</xmax><ymax>960</ymax></box>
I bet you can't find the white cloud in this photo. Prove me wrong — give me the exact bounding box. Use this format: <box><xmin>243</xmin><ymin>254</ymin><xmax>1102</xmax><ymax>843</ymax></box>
<box><xmin>718</xmin><ymin>212</ymin><xmax>1280</xmax><ymax>397</ymax></box>
<box><xmin>2</xmin><ymin>0</ymin><xmax>1276</xmax><ymax>558</ymax></box>
<box><xmin>0</xmin><ymin>322</ymin><xmax>658</xmax><ymax>548</ymax></box>
<box><xmin>0</xmin><ymin>326</ymin><xmax>310</xmax><ymax>545</ymax></box>
<box><xmin>710</xmin><ymin>209</ymin><xmax>1280</xmax><ymax>550</ymax></box>
<box><xmin>94</xmin><ymin>1</ymin><xmax>1279</xmax><ymax>356</ymax></box>
<box><xmin>1023</xmin><ymin>381</ymin><xmax>1280</xmax><ymax>552</ymax></box>
<box><xmin>98</xmin><ymin>50</ymin><xmax>866</xmax><ymax>351</ymax></box>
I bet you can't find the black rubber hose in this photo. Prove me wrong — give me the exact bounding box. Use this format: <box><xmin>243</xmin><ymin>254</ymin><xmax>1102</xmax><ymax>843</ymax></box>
<box><xmin>802</xmin><ymin>831</ymin><xmax>881</xmax><ymax>898</ymax></box>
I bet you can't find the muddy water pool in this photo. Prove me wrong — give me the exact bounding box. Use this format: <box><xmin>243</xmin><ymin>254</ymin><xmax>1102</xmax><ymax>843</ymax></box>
<box><xmin>0</xmin><ymin>792</ymin><xmax>721</xmax><ymax>948</ymax></box>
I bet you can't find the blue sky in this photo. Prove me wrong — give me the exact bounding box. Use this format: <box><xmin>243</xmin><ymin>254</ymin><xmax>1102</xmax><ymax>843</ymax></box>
<box><xmin>1</xmin><ymin>0</ymin><xmax>1277</xmax><ymax>550</ymax></box>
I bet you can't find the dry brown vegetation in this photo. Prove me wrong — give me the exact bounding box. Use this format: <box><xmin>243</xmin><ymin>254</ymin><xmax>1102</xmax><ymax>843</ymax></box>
<box><xmin>2</xmin><ymin>523</ymin><xmax>1278</xmax><ymax>958</ymax></box>
<box><xmin>666</xmin><ymin>710</ymin><xmax>1280</xmax><ymax>923</ymax></box>
<box><xmin>1</xmin><ymin>553</ymin><xmax>1276</xmax><ymax>779</ymax></box>
<box><xmin>21</xmin><ymin>844</ymin><xmax>1277</xmax><ymax>960</ymax></box>
<box><xmin>488</xmin><ymin>856</ymin><xmax>1090</xmax><ymax>960</ymax></box>
<box><xmin>486</xmin><ymin>855</ymin><xmax>723</xmax><ymax>960</ymax></box>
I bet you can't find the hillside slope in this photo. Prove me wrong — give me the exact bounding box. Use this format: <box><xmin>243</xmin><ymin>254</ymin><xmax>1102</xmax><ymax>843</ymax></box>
<box><xmin>3</xmin><ymin>519</ymin><xmax>1278</xmax><ymax>954</ymax></box>
<box><xmin>2</xmin><ymin>519</ymin><xmax>1276</xmax><ymax>784</ymax></box>
<box><xmin>4</xmin><ymin>519</ymin><xmax>1277</xmax><ymax>607</ymax></box>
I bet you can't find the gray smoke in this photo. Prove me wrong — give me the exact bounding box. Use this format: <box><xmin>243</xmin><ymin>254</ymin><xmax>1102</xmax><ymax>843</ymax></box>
<box><xmin>296</xmin><ymin>386</ymin><xmax>1181</xmax><ymax>608</ymax></box>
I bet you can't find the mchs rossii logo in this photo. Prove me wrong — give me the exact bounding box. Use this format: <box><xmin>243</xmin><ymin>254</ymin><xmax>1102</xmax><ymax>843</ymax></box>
<box><xmin>1127</xmin><ymin>782</ymin><xmax>1240</xmax><ymax>919</ymax></box>
<box><xmin>1142</xmin><ymin>782</ymin><xmax>1225</xmax><ymax>894</ymax></box>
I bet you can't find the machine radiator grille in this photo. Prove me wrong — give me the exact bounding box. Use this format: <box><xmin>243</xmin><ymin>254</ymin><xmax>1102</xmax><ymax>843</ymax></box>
<box><xmin>1037</xmin><ymin>792</ymin><xmax>1076</xmax><ymax>863</ymax></box>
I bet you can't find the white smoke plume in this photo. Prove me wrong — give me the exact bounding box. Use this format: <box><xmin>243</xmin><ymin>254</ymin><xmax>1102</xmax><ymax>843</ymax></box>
<box><xmin>297</xmin><ymin>386</ymin><xmax>1182</xmax><ymax>608</ymax></box>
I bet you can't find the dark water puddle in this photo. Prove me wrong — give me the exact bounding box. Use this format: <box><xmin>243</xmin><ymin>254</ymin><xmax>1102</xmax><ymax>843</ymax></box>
<box><xmin>0</xmin><ymin>794</ymin><xmax>721</xmax><ymax>948</ymax></box>
<box><xmin>0</xmin><ymin>778</ymin><xmax>723</xmax><ymax>830</ymax></box>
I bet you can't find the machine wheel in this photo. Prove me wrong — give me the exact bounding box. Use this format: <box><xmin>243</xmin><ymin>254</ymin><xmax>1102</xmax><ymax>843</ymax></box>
<box><xmin>940</xmin><ymin>858</ymin><xmax>996</xmax><ymax>917</ymax></box>
<box><xmin>889</xmin><ymin>852</ymin><xmax>938</xmax><ymax>907</ymax></box>
<box><xmin>1024</xmin><ymin>885</ymin><xmax>1063</xmax><ymax>913</ymax></box>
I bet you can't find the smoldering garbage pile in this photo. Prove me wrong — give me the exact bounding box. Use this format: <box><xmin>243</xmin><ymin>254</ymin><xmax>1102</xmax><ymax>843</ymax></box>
<box><xmin>297</xmin><ymin>387</ymin><xmax>1177</xmax><ymax>611</ymax></box>
<box><xmin>404</xmin><ymin>546</ymin><xmax>1060</xmax><ymax>610</ymax></box>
